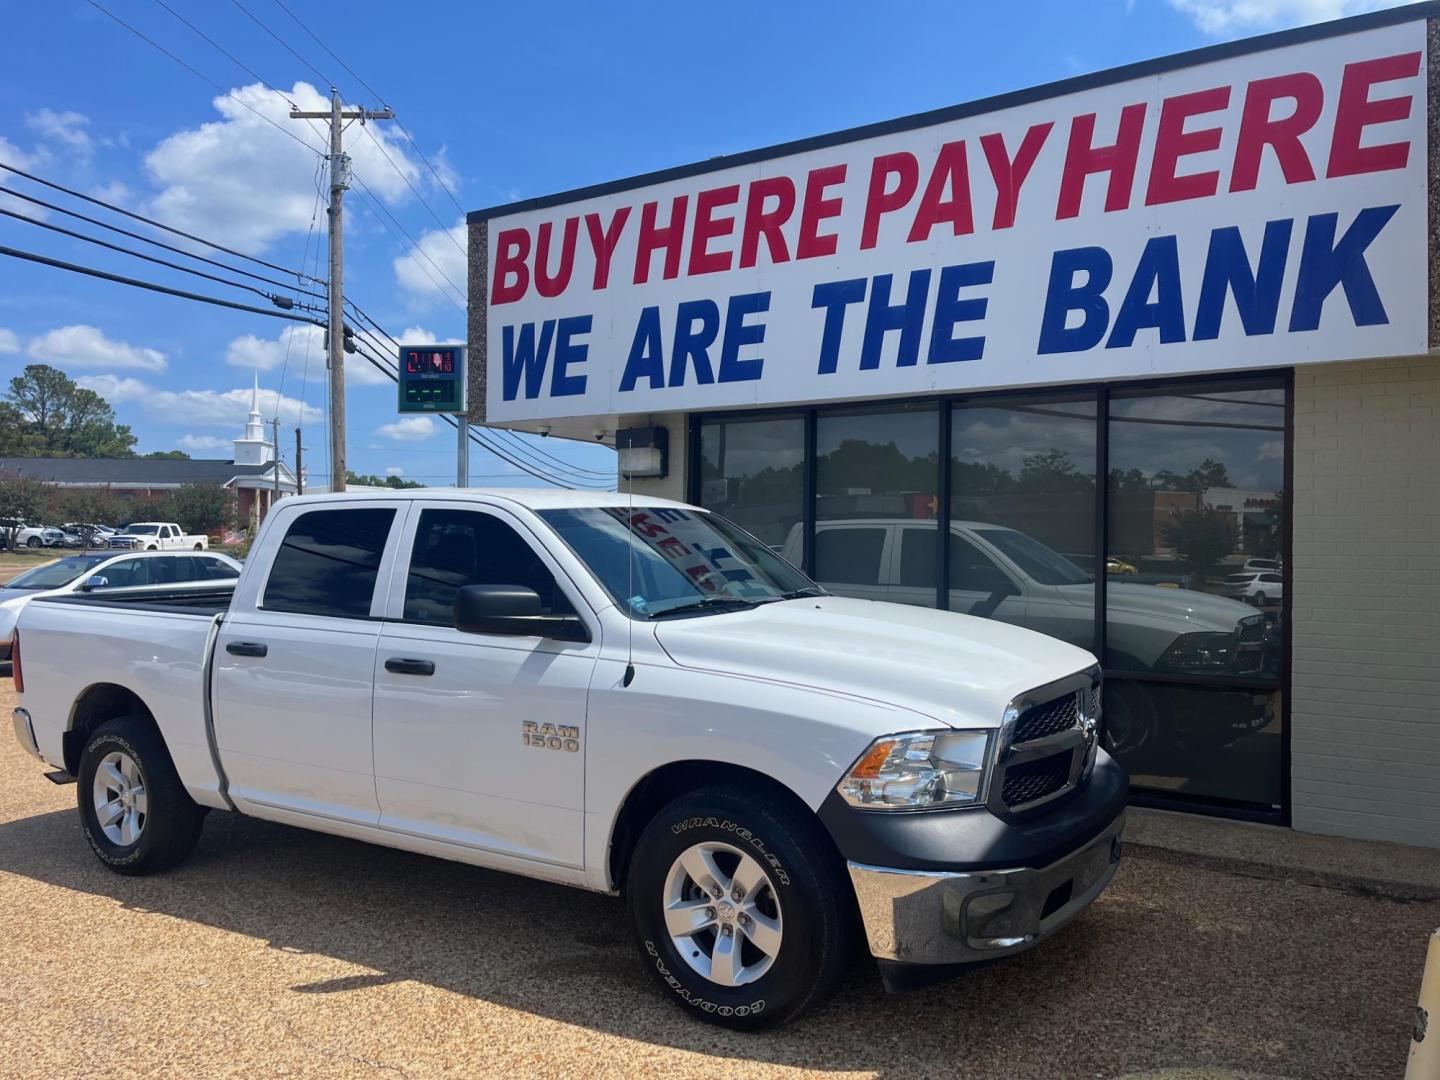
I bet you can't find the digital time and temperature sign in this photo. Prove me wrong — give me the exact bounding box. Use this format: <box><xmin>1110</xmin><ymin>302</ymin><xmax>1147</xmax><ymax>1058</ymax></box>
<box><xmin>396</xmin><ymin>344</ymin><xmax>467</xmax><ymax>413</ymax></box>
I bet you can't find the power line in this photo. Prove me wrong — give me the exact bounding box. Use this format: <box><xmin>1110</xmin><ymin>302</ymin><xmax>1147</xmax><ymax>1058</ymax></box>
<box><xmin>0</xmin><ymin>205</ymin><xmax>301</xmax><ymax>308</ymax></box>
<box><xmin>0</xmin><ymin>243</ymin><xmax>327</xmax><ymax>325</ymax></box>
<box><xmin>84</xmin><ymin>0</ymin><xmax>324</xmax><ymax>158</ymax></box>
<box><xmin>151</xmin><ymin>0</ymin><xmax>290</xmax><ymax>105</ymax></box>
<box><xmin>0</xmin><ymin>160</ymin><xmax>320</xmax><ymax>283</ymax></box>
<box><xmin>269</xmin><ymin>0</ymin><xmax>388</xmax><ymax>106</ymax></box>
<box><xmin>0</xmin><ymin>183</ymin><xmax>326</xmax><ymax>301</ymax></box>
<box><xmin>357</xmin><ymin>122</ymin><xmax>466</xmax><ymax>259</ymax></box>
<box><xmin>349</xmin><ymin>177</ymin><xmax>467</xmax><ymax>309</ymax></box>
<box><xmin>228</xmin><ymin>0</ymin><xmax>330</xmax><ymax>87</ymax></box>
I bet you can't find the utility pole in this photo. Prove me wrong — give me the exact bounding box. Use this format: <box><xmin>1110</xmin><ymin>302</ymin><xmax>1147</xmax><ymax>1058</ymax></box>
<box><xmin>291</xmin><ymin>89</ymin><xmax>393</xmax><ymax>493</ymax></box>
<box><xmin>457</xmin><ymin>416</ymin><xmax>469</xmax><ymax>488</ymax></box>
<box><xmin>271</xmin><ymin>418</ymin><xmax>282</xmax><ymax>512</ymax></box>
<box><xmin>294</xmin><ymin>428</ymin><xmax>304</xmax><ymax>496</ymax></box>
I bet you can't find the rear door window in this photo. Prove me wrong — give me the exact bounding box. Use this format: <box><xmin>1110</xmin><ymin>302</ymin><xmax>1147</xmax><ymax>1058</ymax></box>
<box><xmin>263</xmin><ymin>508</ymin><xmax>396</xmax><ymax>618</ymax></box>
<box><xmin>813</xmin><ymin>527</ymin><xmax>886</xmax><ymax>586</ymax></box>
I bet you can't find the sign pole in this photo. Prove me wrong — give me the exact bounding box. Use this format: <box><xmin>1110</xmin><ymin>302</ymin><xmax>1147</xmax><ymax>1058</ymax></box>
<box><xmin>457</xmin><ymin>416</ymin><xmax>469</xmax><ymax>489</ymax></box>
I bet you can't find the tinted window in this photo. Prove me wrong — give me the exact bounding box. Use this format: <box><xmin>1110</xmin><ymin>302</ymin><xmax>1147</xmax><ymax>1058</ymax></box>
<box><xmin>899</xmin><ymin>528</ymin><xmax>936</xmax><ymax>588</ymax></box>
<box><xmin>404</xmin><ymin>508</ymin><xmax>574</xmax><ymax>626</ymax></box>
<box><xmin>4</xmin><ymin>554</ymin><xmax>108</xmax><ymax>590</ymax></box>
<box><xmin>950</xmin><ymin>533</ymin><xmax>1013</xmax><ymax>593</ymax></box>
<box><xmin>196</xmin><ymin>557</ymin><xmax>240</xmax><ymax>581</ymax></box>
<box><xmin>813</xmin><ymin>527</ymin><xmax>885</xmax><ymax>586</ymax></box>
<box><xmin>699</xmin><ymin>415</ymin><xmax>805</xmax><ymax>557</ymax></box>
<box><xmin>263</xmin><ymin>508</ymin><xmax>395</xmax><ymax>618</ymax></box>
<box><xmin>98</xmin><ymin>559</ymin><xmax>151</xmax><ymax>589</ymax></box>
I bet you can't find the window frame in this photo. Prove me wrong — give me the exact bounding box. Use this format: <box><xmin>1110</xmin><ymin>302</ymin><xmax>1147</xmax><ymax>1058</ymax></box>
<box><xmin>689</xmin><ymin>368</ymin><xmax>1293</xmax><ymax>825</ymax></box>
<box><xmin>254</xmin><ymin>504</ymin><xmax>402</xmax><ymax>621</ymax></box>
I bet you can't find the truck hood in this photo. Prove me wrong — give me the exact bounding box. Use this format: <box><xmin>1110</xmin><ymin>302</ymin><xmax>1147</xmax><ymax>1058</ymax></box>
<box><xmin>652</xmin><ymin>595</ymin><xmax>1097</xmax><ymax>728</ymax></box>
<box><xmin>1075</xmin><ymin>581</ymin><xmax>1258</xmax><ymax>631</ymax></box>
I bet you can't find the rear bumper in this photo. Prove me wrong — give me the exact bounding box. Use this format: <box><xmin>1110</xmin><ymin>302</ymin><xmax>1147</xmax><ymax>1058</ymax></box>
<box><xmin>847</xmin><ymin>808</ymin><xmax>1124</xmax><ymax>965</ymax></box>
<box><xmin>12</xmin><ymin>708</ymin><xmax>42</xmax><ymax>762</ymax></box>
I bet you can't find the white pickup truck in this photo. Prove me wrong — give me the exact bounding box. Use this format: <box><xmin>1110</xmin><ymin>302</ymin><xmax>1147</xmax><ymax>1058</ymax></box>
<box><xmin>11</xmin><ymin>489</ymin><xmax>1126</xmax><ymax>1029</ymax></box>
<box><xmin>106</xmin><ymin>521</ymin><xmax>208</xmax><ymax>551</ymax></box>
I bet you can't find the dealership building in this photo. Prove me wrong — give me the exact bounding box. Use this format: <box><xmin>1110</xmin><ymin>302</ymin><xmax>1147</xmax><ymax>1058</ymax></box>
<box><xmin>466</xmin><ymin>6</ymin><xmax>1440</xmax><ymax>848</ymax></box>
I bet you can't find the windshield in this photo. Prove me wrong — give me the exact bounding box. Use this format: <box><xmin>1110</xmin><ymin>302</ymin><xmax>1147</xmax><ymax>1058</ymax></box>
<box><xmin>124</xmin><ymin>524</ymin><xmax>160</xmax><ymax>535</ymax></box>
<box><xmin>975</xmin><ymin>528</ymin><xmax>1091</xmax><ymax>586</ymax></box>
<box><xmin>538</xmin><ymin>506</ymin><xmax>819</xmax><ymax>617</ymax></box>
<box><xmin>3</xmin><ymin>554</ymin><xmax>110</xmax><ymax>591</ymax></box>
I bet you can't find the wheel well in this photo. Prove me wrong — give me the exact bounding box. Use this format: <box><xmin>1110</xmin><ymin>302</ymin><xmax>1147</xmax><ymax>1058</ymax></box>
<box><xmin>63</xmin><ymin>684</ymin><xmax>157</xmax><ymax>775</ymax></box>
<box><xmin>606</xmin><ymin>760</ymin><xmax>841</xmax><ymax>892</ymax></box>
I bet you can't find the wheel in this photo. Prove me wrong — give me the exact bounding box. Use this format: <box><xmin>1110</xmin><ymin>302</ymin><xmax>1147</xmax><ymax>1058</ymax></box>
<box><xmin>146</xmin><ymin>545</ymin><xmax>157</xmax><ymax>551</ymax></box>
<box><xmin>626</xmin><ymin>786</ymin><xmax>852</xmax><ymax>1030</ymax></box>
<box><xmin>193</xmin><ymin>543</ymin><xmax>203</xmax><ymax>550</ymax></box>
<box><xmin>26</xmin><ymin>536</ymin><xmax>40</xmax><ymax>548</ymax></box>
<box><xmin>77</xmin><ymin>716</ymin><xmax>205</xmax><ymax>875</ymax></box>
<box><xmin>1101</xmin><ymin>680</ymin><xmax>1160</xmax><ymax>758</ymax></box>
<box><xmin>1253</xmin><ymin>592</ymin><xmax>1268</xmax><ymax>606</ymax></box>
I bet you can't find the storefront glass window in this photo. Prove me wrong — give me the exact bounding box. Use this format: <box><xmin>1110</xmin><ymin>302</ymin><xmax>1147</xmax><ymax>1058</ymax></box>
<box><xmin>698</xmin><ymin>415</ymin><xmax>805</xmax><ymax>558</ymax></box>
<box><xmin>950</xmin><ymin>396</ymin><xmax>1097</xmax><ymax>649</ymax></box>
<box><xmin>815</xmin><ymin>404</ymin><xmax>939</xmax><ymax>604</ymax></box>
<box><xmin>1105</xmin><ymin>384</ymin><xmax>1286</xmax><ymax>677</ymax></box>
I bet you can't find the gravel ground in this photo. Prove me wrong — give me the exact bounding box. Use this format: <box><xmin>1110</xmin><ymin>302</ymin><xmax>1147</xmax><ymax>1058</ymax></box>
<box><xmin>0</xmin><ymin>676</ymin><xmax>1431</xmax><ymax>1079</ymax></box>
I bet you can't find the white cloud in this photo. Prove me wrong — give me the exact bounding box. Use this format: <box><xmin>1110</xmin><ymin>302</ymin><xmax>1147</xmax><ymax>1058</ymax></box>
<box><xmin>375</xmin><ymin>415</ymin><xmax>437</xmax><ymax>442</ymax></box>
<box><xmin>28</xmin><ymin>325</ymin><xmax>167</xmax><ymax>373</ymax></box>
<box><xmin>144</xmin><ymin>81</ymin><xmax>423</xmax><ymax>255</ymax></box>
<box><xmin>0</xmin><ymin>328</ymin><xmax>18</xmax><ymax>354</ymax></box>
<box><xmin>0</xmin><ymin>135</ymin><xmax>46</xmax><ymax>220</ymax></box>
<box><xmin>384</xmin><ymin>465</ymin><xmax>405</xmax><ymax>478</ymax></box>
<box><xmin>225</xmin><ymin>324</ymin><xmax>323</xmax><ymax>372</ymax></box>
<box><xmin>26</xmin><ymin>108</ymin><xmax>92</xmax><ymax>162</ymax></box>
<box><xmin>177</xmin><ymin>433</ymin><xmax>232</xmax><ymax>454</ymax></box>
<box><xmin>394</xmin><ymin>222</ymin><xmax>467</xmax><ymax>303</ymax></box>
<box><xmin>1168</xmin><ymin>0</ymin><xmax>1407</xmax><ymax>33</ymax></box>
<box><xmin>76</xmin><ymin>373</ymin><xmax>322</xmax><ymax>426</ymax></box>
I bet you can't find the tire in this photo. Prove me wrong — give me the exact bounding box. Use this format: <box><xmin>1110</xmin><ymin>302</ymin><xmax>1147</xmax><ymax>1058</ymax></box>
<box><xmin>193</xmin><ymin>543</ymin><xmax>203</xmax><ymax>550</ymax></box>
<box><xmin>626</xmin><ymin>786</ymin><xmax>853</xmax><ymax>1031</ymax></box>
<box><xmin>1253</xmin><ymin>592</ymin><xmax>1268</xmax><ymax>607</ymax></box>
<box><xmin>77</xmin><ymin>716</ymin><xmax>205</xmax><ymax>875</ymax></box>
<box><xmin>26</xmin><ymin>536</ymin><xmax>40</xmax><ymax>548</ymax></box>
<box><xmin>146</xmin><ymin>545</ymin><xmax>157</xmax><ymax>551</ymax></box>
<box><xmin>1101</xmin><ymin>680</ymin><xmax>1160</xmax><ymax>758</ymax></box>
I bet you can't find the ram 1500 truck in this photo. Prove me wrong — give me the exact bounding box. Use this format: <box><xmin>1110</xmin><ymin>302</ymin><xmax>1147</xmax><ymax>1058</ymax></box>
<box><xmin>11</xmin><ymin>490</ymin><xmax>1126</xmax><ymax>1030</ymax></box>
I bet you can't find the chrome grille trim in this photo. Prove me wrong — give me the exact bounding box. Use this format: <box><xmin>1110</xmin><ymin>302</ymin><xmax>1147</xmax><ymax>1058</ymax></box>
<box><xmin>988</xmin><ymin>667</ymin><xmax>1101</xmax><ymax>816</ymax></box>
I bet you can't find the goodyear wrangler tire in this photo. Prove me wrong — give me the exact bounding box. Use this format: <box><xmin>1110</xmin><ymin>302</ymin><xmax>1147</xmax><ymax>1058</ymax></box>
<box><xmin>626</xmin><ymin>786</ymin><xmax>853</xmax><ymax>1030</ymax></box>
<box><xmin>77</xmin><ymin>716</ymin><xmax>206</xmax><ymax>876</ymax></box>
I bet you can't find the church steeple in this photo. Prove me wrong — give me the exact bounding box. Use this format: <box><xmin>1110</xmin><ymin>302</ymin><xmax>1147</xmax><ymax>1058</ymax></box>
<box><xmin>233</xmin><ymin>372</ymin><xmax>274</xmax><ymax>466</ymax></box>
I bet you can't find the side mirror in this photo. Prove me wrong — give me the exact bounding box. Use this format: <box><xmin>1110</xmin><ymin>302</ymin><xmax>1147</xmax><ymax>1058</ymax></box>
<box><xmin>80</xmin><ymin>575</ymin><xmax>109</xmax><ymax>592</ymax></box>
<box><xmin>453</xmin><ymin>584</ymin><xmax>590</xmax><ymax>642</ymax></box>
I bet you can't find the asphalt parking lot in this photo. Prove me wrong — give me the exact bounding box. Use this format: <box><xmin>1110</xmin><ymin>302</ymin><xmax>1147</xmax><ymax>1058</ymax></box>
<box><xmin>0</xmin><ymin>675</ymin><xmax>1431</xmax><ymax>1080</ymax></box>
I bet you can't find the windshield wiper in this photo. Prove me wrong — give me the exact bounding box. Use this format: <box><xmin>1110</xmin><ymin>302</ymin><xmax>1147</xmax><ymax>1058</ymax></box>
<box><xmin>645</xmin><ymin>595</ymin><xmax>760</xmax><ymax>619</ymax></box>
<box><xmin>775</xmin><ymin>587</ymin><xmax>826</xmax><ymax>600</ymax></box>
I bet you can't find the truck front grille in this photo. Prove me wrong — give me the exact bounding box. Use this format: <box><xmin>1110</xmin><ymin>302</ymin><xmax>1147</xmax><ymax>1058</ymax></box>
<box><xmin>1011</xmin><ymin>691</ymin><xmax>1082</xmax><ymax>744</ymax></box>
<box><xmin>1001</xmin><ymin>751</ymin><xmax>1075</xmax><ymax>808</ymax></box>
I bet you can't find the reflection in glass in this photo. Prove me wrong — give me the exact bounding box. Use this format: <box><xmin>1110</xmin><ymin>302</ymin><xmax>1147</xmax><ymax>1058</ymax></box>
<box><xmin>810</xmin><ymin>405</ymin><xmax>938</xmax><ymax>604</ymax></box>
<box><xmin>1106</xmin><ymin>384</ymin><xmax>1286</xmax><ymax>676</ymax></box>
<box><xmin>699</xmin><ymin>416</ymin><xmax>805</xmax><ymax>559</ymax></box>
<box><xmin>950</xmin><ymin>397</ymin><xmax>1097</xmax><ymax>648</ymax></box>
<box><xmin>1103</xmin><ymin>681</ymin><xmax>1283</xmax><ymax>810</ymax></box>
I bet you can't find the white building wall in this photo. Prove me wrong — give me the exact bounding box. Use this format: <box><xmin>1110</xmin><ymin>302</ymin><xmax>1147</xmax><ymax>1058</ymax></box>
<box><xmin>1291</xmin><ymin>356</ymin><xmax>1440</xmax><ymax>848</ymax></box>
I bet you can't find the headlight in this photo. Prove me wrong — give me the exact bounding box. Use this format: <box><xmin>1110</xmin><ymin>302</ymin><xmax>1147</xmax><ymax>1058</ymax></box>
<box><xmin>836</xmin><ymin>730</ymin><xmax>992</xmax><ymax>811</ymax></box>
<box><xmin>1156</xmin><ymin>630</ymin><xmax>1234</xmax><ymax>674</ymax></box>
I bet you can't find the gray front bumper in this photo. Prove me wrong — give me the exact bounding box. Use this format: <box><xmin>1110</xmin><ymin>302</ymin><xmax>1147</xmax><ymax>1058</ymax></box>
<box><xmin>847</xmin><ymin>809</ymin><xmax>1125</xmax><ymax>965</ymax></box>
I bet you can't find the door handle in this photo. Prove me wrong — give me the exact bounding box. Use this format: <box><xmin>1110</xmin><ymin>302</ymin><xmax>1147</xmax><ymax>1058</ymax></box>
<box><xmin>385</xmin><ymin>657</ymin><xmax>435</xmax><ymax>676</ymax></box>
<box><xmin>225</xmin><ymin>641</ymin><xmax>268</xmax><ymax>658</ymax></box>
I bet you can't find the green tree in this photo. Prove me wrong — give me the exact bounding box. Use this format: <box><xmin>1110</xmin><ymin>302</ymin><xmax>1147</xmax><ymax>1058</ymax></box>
<box><xmin>0</xmin><ymin>473</ymin><xmax>48</xmax><ymax>548</ymax></box>
<box><xmin>347</xmin><ymin>470</ymin><xmax>424</xmax><ymax>489</ymax></box>
<box><xmin>1159</xmin><ymin>506</ymin><xmax>1239</xmax><ymax>586</ymax></box>
<box><xmin>1017</xmin><ymin>448</ymin><xmax>1094</xmax><ymax>493</ymax></box>
<box><xmin>1151</xmin><ymin>458</ymin><xmax>1235</xmax><ymax>493</ymax></box>
<box><xmin>4</xmin><ymin>365</ymin><xmax>138</xmax><ymax>458</ymax></box>
<box><xmin>159</xmin><ymin>483</ymin><xmax>234</xmax><ymax>536</ymax></box>
<box><xmin>142</xmin><ymin>450</ymin><xmax>191</xmax><ymax>460</ymax></box>
<box><xmin>51</xmin><ymin>486</ymin><xmax>131</xmax><ymax>534</ymax></box>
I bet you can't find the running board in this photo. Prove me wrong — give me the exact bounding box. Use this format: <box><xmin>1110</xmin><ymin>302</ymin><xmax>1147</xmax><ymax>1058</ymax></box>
<box><xmin>43</xmin><ymin>769</ymin><xmax>76</xmax><ymax>785</ymax></box>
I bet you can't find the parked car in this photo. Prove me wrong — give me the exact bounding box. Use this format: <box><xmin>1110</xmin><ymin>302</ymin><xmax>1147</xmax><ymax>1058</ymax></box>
<box><xmin>0</xmin><ymin>550</ymin><xmax>242</xmax><ymax>661</ymax></box>
<box><xmin>1105</xmin><ymin>556</ymin><xmax>1139</xmax><ymax>576</ymax></box>
<box><xmin>1223</xmin><ymin>571</ymin><xmax>1284</xmax><ymax>606</ymax></box>
<box><xmin>39</xmin><ymin>527</ymin><xmax>83</xmax><ymax>548</ymax></box>
<box><xmin>1238</xmin><ymin>558</ymin><xmax>1282</xmax><ymax>574</ymax></box>
<box><xmin>11</xmin><ymin>490</ymin><xmax>1126</xmax><ymax>1030</ymax></box>
<box><xmin>107</xmin><ymin>522</ymin><xmax>208</xmax><ymax>551</ymax></box>
<box><xmin>61</xmin><ymin>523</ymin><xmax>117</xmax><ymax>547</ymax></box>
<box><xmin>0</xmin><ymin>519</ymin><xmax>52</xmax><ymax>549</ymax></box>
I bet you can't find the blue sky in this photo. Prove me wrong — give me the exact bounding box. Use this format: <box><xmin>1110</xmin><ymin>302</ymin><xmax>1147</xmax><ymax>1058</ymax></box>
<box><xmin>0</xmin><ymin>0</ymin><xmax>1406</xmax><ymax>487</ymax></box>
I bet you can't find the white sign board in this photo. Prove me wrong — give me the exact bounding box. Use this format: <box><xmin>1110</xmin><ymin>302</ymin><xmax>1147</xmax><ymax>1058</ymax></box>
<box><xmin>480</xmin><ymin>18</ymin><xmax>1428</xmax><ymax>423</ymax></box>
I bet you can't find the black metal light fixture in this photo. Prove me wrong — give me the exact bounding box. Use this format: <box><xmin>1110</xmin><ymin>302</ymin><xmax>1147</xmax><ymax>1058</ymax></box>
<box><xmin>617</xmin><ymin>425</ymin><xmax>669</xmax><ymax>479</ymax></box>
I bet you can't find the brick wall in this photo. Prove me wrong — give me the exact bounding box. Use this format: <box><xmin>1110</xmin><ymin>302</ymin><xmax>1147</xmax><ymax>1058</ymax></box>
<box><xmin>1291</xmin><ymin>356</ymin><xmax>1440</xmax><ymax>848</ymax></box>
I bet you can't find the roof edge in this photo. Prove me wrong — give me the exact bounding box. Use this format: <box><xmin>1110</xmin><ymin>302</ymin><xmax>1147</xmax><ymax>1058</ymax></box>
<box><xmin>467</xmin><ymin>1</ymin><xmax>1438</xmax><ymax>224</ymax></box>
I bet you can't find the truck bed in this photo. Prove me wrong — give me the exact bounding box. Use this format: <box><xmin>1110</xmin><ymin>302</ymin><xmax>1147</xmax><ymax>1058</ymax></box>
<box><xmin>36</xmin><ymin>583</ymin><xmax>235</xmax><ymax>618</ymax></box>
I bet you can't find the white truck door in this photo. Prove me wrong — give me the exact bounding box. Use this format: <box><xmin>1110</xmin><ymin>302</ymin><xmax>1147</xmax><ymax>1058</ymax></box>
<box><xmin>212</xmin><ymin>503</ymin><xmax>403</xmax><ymax>824</ymax></box>
<box><xmin>371</xmin><ymin>503</ymin><xmax>596</xmax><ymax>868</ymax></box>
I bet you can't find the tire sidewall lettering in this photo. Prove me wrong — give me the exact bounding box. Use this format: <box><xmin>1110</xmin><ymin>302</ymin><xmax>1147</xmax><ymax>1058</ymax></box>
<box><xmin>668</xmin><ymin>815</ymin><xmax>791</xmax><ymax>887</ymax></box>
<box><xmin>643</xmin><ymin>940</ymin><xmax>765</xmax><ymax>1017</ymax></box>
